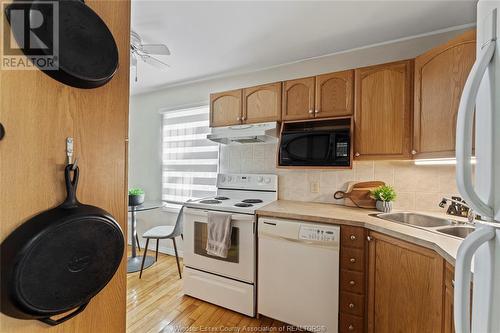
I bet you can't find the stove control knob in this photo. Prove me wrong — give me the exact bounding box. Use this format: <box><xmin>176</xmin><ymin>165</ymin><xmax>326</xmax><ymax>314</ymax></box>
<box><xmin>257</xmin><ymin>176</ymin><xmax>264</xmax><ymax>183</ymax></box>
<box><xmin>227</xmin><ymin>176</ymin><xmax>233</xmax><ymax>182</ymax></box>
<box><xmin>219</xmin><ymin>175</ymin><xmax>226</xmax><ymax>183</ymax></box>
<box><xmin>264</xmin><ymin>177</ymin><xmax>271</xmax><ymax>184</ymax></box>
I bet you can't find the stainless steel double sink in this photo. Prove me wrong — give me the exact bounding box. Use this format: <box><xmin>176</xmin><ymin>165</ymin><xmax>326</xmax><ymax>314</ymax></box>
<box><xmin>375</xmin><ymin>212</ymin><xmax>475</xmax><ymax>239</ymax></box>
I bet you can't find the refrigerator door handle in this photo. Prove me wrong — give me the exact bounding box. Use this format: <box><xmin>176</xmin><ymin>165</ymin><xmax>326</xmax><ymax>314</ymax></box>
<box><xmin>454</xmin><ymin>226</ymin><xmax>496</xmax><ymax>333</ymax></box>
<box><xmin>456</xmin><ymin>39</ymin><xmax>496</xmax><ymax>220</ymax></box>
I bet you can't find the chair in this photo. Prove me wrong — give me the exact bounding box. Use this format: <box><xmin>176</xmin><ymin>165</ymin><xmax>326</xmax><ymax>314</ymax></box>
<box><xmin>139</xmin><ymin>208</ymin><xmax>184</xmax><ymax>279</ymax></box>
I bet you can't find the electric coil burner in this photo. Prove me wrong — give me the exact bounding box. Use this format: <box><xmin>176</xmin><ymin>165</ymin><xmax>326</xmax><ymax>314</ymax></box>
<box><xmin>242</xmin><ymin>199</ymin><xmax>263</xmax><ymax>204</ymax></box>
<box><xmin>214</xmin><ymin>196</ymin><xmax>230</xmax><ymax>200</ymax></box>
<box><xmin>199</xmin><ymin>200</ymin><xmax>221</xmax><ymax>204</ymax></box>
<box><xmin>235</xmin><ymin>203</ymin><xmax>253</xmax><ymax>207</ymax></box>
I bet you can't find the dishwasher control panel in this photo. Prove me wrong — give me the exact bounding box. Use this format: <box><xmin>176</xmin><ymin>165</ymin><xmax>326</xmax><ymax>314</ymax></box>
<box><xmin>299</xmin><ymin>225</ymin><xmax>338</xmax><ymax>242</ymax></box>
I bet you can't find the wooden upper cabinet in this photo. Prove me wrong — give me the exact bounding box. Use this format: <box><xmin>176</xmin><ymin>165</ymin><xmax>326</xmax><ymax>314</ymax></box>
<box><xmin>414</xmin><ymin>30</ymin><xmax>476</xmax><ymax>158</ymax></box>
<box><xmin>282</xmin><ymin>77</ymin><xmax>315</xmax><ymax>121</ymax></box>
<box><xmin>210</xmin><ymin>89</ymin><xmax>243</xmax><ymax>127</ymax></box>
<box><xmin>367</xmin><ymin>231</ymin><xmax>444</xmax><ymax>333</ymax></box>
<box><xmin>315</xmin><ymin>70</ymin><xmax>354</xmax><ymax>118</ymax></box>
<box><xmin>354</xmin><ymin>60</ymin><xmax>413</xmax><ymax>160</ymax></box>
<box><xmin>243</xmin><ymin>82</ymin><xmax>282</xmax><ymax>124</ymax></box>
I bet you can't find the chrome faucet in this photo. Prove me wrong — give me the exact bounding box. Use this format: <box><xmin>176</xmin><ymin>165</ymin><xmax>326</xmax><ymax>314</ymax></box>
<box><xmin>439</xmin><ymin>197</ymin><xmax>476</xmax><ymax>224</ymax></box>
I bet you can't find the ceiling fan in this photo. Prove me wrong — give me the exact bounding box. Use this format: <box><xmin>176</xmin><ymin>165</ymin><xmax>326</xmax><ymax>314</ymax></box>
<box><xmin>130</xmin><ymin>30</ymin><xmax>171</xmax><ymax>81</ymax></box>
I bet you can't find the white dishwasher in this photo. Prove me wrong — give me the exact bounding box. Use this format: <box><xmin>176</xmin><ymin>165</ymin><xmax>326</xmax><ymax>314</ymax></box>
<box><xmin>258</xmin><ymin>217</ymin><xmax>340</xmax><ymax>333</ymax></box>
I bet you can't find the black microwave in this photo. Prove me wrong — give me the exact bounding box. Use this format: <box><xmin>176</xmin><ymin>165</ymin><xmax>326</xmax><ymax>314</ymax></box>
<box><xmin>279</xmin><ymin>128</ymin><xmax>350</xmax><ymax>167</ymax></box>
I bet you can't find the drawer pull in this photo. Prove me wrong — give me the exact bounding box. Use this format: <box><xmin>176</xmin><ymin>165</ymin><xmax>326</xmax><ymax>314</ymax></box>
<box><xmin>349</xmin><ymin>258</ymin><xmax>356</xmax><ymax>263</ymax></box>
<box><xmin>348</xmin><ymin>325</ymin><xmax>355</xmax><ymax>331</ymax></box>
<box><xmin>350</xmin><ymin>235</ymin><xmax>357</xmax><ymax>241</ymax></box>
<box><xmin>348</xmin><ymin>303</ymin><xmax>355</xmax><ymax>309</ymax></box>
<box><xmin>349</xmin><ymin>280</ymin><xmax>356</xmax><ymax>286</ymax></box>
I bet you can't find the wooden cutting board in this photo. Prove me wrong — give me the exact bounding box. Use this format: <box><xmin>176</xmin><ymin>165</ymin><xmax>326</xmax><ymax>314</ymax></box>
<box><xmin>334</xmin><ymin>181</ymin><xmax>385</xmax><ymax>209</ymax></box>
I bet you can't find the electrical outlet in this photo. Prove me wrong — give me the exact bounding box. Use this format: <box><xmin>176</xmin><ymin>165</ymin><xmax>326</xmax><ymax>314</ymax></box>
<box><xmin>310</xmin><ymin>181</ymin><xmax>320</xmax><ymax>193</ymax></box>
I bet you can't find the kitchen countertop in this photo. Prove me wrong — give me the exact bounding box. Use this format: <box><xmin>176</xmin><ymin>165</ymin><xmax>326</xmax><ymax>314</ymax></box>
<box><xmin>257</xmin><ymin>200</ymin><xmax>469</xmax><ymax>266</ymax></box>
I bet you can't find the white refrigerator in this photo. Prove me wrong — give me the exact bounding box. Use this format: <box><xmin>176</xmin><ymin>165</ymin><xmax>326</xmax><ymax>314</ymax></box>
<box><xmin>454</xmin><ymin>1</ymin><xmax>500</xmax><ymax>333</ymax></box>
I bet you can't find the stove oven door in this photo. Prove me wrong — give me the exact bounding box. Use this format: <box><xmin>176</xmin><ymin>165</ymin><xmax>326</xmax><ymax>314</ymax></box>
<box><xmin>183</xmin><ymin>207</ymin><xmax>255</xmax><ymax>283</ymax></box>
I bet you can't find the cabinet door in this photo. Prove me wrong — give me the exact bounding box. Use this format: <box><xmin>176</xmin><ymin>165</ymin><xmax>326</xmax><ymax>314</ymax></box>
<box><xmin>444</xmin><ymin>263</ymin><xmax>455</xmax><ymax>333</ymax></box>
<box><xmin>210</xmin><ymin>90</ymin><xmax>242</xmax><ymax>127</ymax></box>
<box><xmin>414</xmin><ymin>30</ymin><xmax>476</xmax><ymax>158</ymax></box>
<box><xmin>243</xmin><ymin>82</ymin><xmax>282</xmax><ymax>124</ymax></box>
<box><xmin>315</xmin><ymin>70</ymin><xmax>354</xmax><ymax>118</ymax></box>
<box><xmin>367</xmin><ymin>231</ymin><xmax>444</xmax><ymax>333</ymax></box>
<box><xmin>354</xmin><ymin>60</ymin><xmax>412</xmax><ymax>160</ymax></box>
<box><xmin>282</xmin><ymin>77</ymin><xmax>315</xmax><ymax>121</ymax></box>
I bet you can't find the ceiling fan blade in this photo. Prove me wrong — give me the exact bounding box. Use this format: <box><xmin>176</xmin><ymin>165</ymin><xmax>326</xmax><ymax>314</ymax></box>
<box><xmin>142</xmin><ymin>54</ymin><xmax>170</xmax><ymax>69</ymax></box>
<box><xmin>141</xmin><ymin>44</ymin><xmax>170</xmax><ymax>56</ymax></box>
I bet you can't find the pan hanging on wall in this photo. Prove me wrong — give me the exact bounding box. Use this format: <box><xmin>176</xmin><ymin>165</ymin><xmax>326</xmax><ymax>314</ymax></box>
<box><xmin>4</xmin><ymin>0</ymin><xmax>119</xmax><ymax>89</ymax></box>
<box><xmin>0</xmin><ymin>165</ymin><xmax>124</xmax><ymax>326</ymax></box>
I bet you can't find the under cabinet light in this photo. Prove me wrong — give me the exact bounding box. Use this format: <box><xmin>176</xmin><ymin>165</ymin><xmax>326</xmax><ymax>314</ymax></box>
<box><xmin>414</xmin><ymin>158</ymin><xmax>476</xmax><ymax>166</ymax></box>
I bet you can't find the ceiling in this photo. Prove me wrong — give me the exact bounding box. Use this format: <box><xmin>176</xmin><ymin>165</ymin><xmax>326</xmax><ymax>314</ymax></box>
<box><xmin>130</xmin><ymin>0</ymin><xmax>476</xmax><ymax>95</ymax></box>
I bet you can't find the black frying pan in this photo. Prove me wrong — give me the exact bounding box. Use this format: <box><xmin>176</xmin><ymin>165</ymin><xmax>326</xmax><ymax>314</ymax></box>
<box><xmin>1</xmin><ymin>164</ymin><xmax>124</xmax><ymax>326</ymax></box>
<box><xmin>4</xmin><ymin>0</ymin><xmax>119</xmax><ymax>89</ymax></box>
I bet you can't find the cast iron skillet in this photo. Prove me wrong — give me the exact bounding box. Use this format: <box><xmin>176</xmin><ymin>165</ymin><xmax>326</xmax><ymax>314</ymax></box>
<box><xmin>4</xmin><ymin>0</ymin><xmax>119</xmax><ymax>88</ymax></box>
<box><xmin>0</xmin><ymin>164</ymin><xmax>124</xmax><ymax>326</ymax></box>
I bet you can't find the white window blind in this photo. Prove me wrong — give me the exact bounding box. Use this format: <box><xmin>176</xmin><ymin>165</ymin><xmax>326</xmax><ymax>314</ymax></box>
<box><xmin>162</xmin><ymin>106</ymin><xmax>218</xmax><ymax>204</ymax></box>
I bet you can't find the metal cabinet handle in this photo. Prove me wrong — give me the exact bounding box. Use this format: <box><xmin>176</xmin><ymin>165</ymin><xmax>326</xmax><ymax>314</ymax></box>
<box><xmin>349</xmin><ymin>303</ymin><xmax>355</xmax><ymax>309</ymax></box>
<box><xmin>237</xmin><ymin>116</ymin><xmax>241</xmax><ymax>121</ymax></box>
<box><xmin>242</xmin><ymin>116</ymin><xmax>247</xmax><ymax>121</ymax></box>
<box><xmin>355</xmin><ymin>152</ymin><xmax>360</xmax><ymax>157</ymax></box>
<box><xmin>452</xmin><ymin>279</ymin><xmax>455</xmax><ymax>288</ymax></box>
<box><xmin>348</xmin><ymin>325</ymin><xmax>354</xmax><ymax>331</ymax></box>
<box><xmin>349</xmin><ymin>258</ymin><xmax>356</xmax><ymax>263</ymax></box>
<box><xmin>315</xmin><ymin>109</ymin><xmax>319</xmax><ymax>113</ymax></box>
<box><xmin>350</xmin><ymin>235</ymin><xmax>356</xmax><ymax>241</ymax></box>
<box><xmin>411</xmin><ymin>149</ymin><xmax>417</xmax><ymax>155</ymax></box>
<box><xmin>349</xmin><ymin>280</ymin><xmax>356</xmax><ymax>286</ymax></box>
<box><xmin>367</xmin><ymin>236</ymin><xmax>372</xmax><ymax>242</ymax></box>
<box><xmin>308</xmin><ymin>110</ymin><xmax>314</xmax><ymax>114</ymax></box>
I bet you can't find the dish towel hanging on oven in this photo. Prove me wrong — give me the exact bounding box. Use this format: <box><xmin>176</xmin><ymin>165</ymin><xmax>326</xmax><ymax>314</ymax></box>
<box><xmin>206</xmin><ymin>211</ymin><xmax>232</xmax><ymax>258</ymax></box>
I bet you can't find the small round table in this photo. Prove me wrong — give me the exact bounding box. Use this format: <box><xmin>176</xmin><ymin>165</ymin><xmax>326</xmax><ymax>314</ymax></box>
<box><xmin>127</xmin><ymin>201</ymin><xmax>164</xmax><ymax>273</ymax></box>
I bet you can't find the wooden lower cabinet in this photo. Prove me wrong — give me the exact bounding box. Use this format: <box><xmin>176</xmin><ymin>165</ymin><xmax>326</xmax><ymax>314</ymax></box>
<box><xmin>444</xmin><ymin>263</ymin><xmax>455</xmax><ymax>333</ymax></box>
<box><xmin>339</xmin><ymin>226</ymin><xmax>367</xmax><ymax>332</ymax></box>
<box><xmin>366</xmin><ymin>231</ymin><xmax>444</xmax><ymax>333</ymax></box>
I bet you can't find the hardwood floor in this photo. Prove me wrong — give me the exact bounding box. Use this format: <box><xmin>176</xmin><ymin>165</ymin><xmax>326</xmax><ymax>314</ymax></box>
<box><xmin>126</xmin><ymin>248</ymin><xmax>288</xmax><ymax>333</ymax></box>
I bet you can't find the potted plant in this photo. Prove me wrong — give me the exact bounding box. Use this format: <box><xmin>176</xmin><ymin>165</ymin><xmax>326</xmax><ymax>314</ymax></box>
<box><xmin>128</xmin><ymin>188</ymin><xmax>145</xmax><ymax>206</ymax></box>
<box><xmin>371</xmin><ymin>185</ymin><xmax>396</xmax><ymax>213</ymax></box>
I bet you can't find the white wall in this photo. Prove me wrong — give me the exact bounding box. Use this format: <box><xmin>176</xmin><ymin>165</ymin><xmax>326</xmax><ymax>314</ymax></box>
<box><xmin>128</xmin><ymin>27</ymin><xmax>471</xmax><ymax>254</ymax></box>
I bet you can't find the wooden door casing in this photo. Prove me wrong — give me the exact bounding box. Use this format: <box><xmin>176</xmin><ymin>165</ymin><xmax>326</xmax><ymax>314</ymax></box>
<box><xmin>210</xmin><ymin>90</ymin><xmax>242</xmax><ymax>127</ymax></box>
<box><xmin>243</xmin><ymin>82</ymin><xmax>282</xmax><ymax>124</ymax></box>
<box><xmin>354</xmin><ymin>60</ymin><xmax>413</xmax><ymax>160</ymax></box>
<box><xmin>414</xmin><ymin>30</ymin><xmax>476</xmax><ymax>158</ymax></box>
<box><xmin>282</xmin><ymin>77</ymin><xmax>315</xmax><ymax>121</ymax></box>
<box><xmin>367</xmin><ymin>231</ymin><xmax>444</xmax><ymax>333</ymax></box>
<box><xmin>315</xmin><ymin>70</ymin><xmax>354</xmax><ymax>118</ymax></box>
<box><xmin>0</xmin><ymin>1</ymin><xmax>130</xmax><ymax>332</ymax></box>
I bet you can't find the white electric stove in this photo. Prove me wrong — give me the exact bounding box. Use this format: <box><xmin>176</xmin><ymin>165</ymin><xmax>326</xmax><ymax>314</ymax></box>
<box><xmin>182</xmin><ymin>173</ymin><xmax>277</xmax><ymax>317</ymax></box>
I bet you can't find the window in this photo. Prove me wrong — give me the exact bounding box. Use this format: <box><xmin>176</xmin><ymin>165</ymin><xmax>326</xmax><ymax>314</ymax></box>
<box><xmin>161</xmin><ymin>106</ymin><xmax>218</xmax><ymax>206</ymax></box>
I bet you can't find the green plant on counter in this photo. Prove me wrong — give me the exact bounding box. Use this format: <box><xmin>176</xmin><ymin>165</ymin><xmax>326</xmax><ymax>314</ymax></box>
<box><xmin>371</xmin><ymin>185</ymin><xmax>396</xmax><ymax>202</ymax></box>
<box><xmin>128</xmin><ymin>188</ymin><xmax>145</xmax><ymax>196</ymax></box>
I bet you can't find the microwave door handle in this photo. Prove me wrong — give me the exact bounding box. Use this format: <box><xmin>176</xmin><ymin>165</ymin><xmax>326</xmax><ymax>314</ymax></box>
<box><xmin>456</xmin><ymin>38</ymin><xmax>495</xmax><ymax>220</ymax></box>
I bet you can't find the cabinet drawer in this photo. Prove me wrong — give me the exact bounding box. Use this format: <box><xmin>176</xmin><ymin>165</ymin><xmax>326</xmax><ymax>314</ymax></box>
<box><xmin>340</xmin><ymin>269</ymin><xmax>365</xmax><ymax>294</ymax></box>
<box><xmin>341</xmin><ymin>247</ymin><xmax>365</xmax><ymax>272</ymax></box>
<box><xmin>340</xmin><ymin>292</ymin><xmax>365</xmax><ymax>317</ymax></box>
<box><xmin>339</xmin><ymin>313</ymin><xmax>364</xmax><ymax>333</ymax></box>
<box><xmin>341</xmin><ymin>226</ymin><xmax>365</xmax><ymax>249</ymax></box>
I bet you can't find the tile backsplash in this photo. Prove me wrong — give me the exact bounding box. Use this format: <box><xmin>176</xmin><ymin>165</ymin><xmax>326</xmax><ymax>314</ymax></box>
<box><xmin>220</xmin><ymin>143</ymin><xmax>459</xmax><ymax>212</ymax></box>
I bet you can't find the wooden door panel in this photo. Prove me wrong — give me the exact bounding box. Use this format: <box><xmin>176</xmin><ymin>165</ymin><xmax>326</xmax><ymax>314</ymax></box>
<box><xmin>414</xmin><ymin>30</ymin><xmax>476</xmax><ymax>158</ymax></box>
<box><xmin>210</xmin><ymin>90</ymin><xmax>242</xmax><ymax>127</ymax></box>
<box><xmin>0</xmin><ymin>1</ymin><xmax>130</xmax><ymax>332</ymax></box>
<box><xmin>315</xmin><ymin>70</ymin><xmax>353</xmax><ymax>118</ymax></box>
<box><xmin>367</xmin><ymin>232</ymin><xmax>444</xmax><ymax>333</ymax></box>
<box><xmin>355</xmin><ymin>61</ymin><xmax>412</xmax><ymax>160</ymax></box>
<box><xmin>282</xmin><ymin>77</ymin><xmax>315</xmax><ymax>121</ymax></box>
<box><xmin>243</xmin><ymin>82</ymin><xmax>281</xmax><ymax>124</ymax></box>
